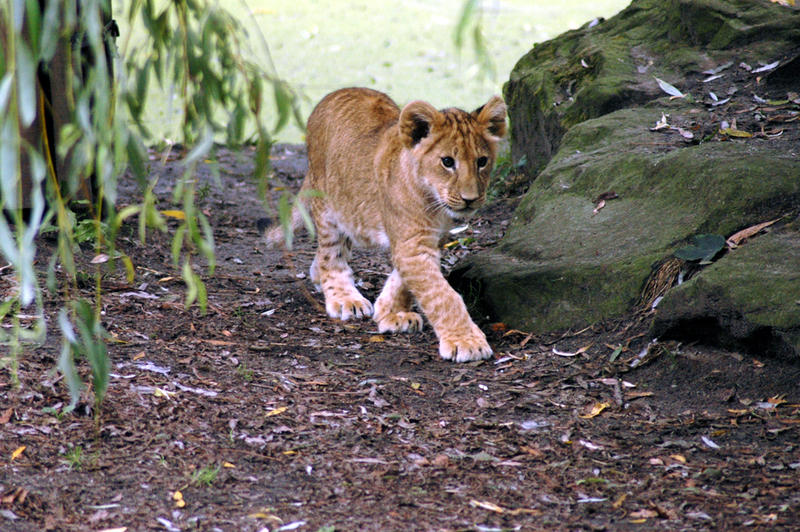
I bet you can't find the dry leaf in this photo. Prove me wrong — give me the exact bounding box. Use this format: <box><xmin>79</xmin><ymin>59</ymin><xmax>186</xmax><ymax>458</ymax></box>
<box><xmin>161</xmin><ymin>210</ymin><xmax>186</xmax><ymax>220</ymax></box>
<box><xmin>612</xmin><ymin>494</ymin><xmax>627</xmax><ymax>509</ymax></box>
<box><xmin>650</xmin><ymin>113</ymin><xmax>670</xmax><ymax>131</ymax></box>
<box><xmin>720</xmin><ymin>127</ymin><xmax>752</xmax><ymax>138</ymax></box>
<box><xmin>470</xmin><ymin>499</ymin><xmax>505</xmax><ymax>513</ymax></box>
<box><xmin>726</xmin><ymin>218</ymin><xmax>779</xmax><ymax>248</ymax></box>
<box><xmin>552</xmin><ymin>344</ymin><xmax>591</xmax><ymax>357</ymax></box>
<box><xmin>580</xmin><ymin>402</ymin><xmax>611</xmax><ymax>419</ymax></box>
<box><xmin>0</xmin><ymin>408</ymin><xmax>12</xmax><ymax>424</ymax></box>
<box><xmin>630</xmin><ymin>509</ymin><xmax>659</xmax><ymax>519</ymax></box>
<box><xmin>593</xmin><ymin>199</ymin><xmax>606</xmax><ymax>214</ymax></box>
<box><xmin>91</xmin><ymin>254</ymin><xmax>109</xmax><ymax>264</ymax></box>
<box><xmin>11</xmin><ymin>446</ymin><xmax>26</xmax><ymax>460</ymax></box>
<box><xmin>266</xmin><ymin>406</ymin><xmax>288</xmax><ymax>417</ymax></box>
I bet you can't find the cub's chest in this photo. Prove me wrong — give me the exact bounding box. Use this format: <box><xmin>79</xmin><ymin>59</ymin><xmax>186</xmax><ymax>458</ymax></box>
<box><xmin>329</xmin><ymin>205</ymin><xmax>391</xmax><ymax>249</ymax></box>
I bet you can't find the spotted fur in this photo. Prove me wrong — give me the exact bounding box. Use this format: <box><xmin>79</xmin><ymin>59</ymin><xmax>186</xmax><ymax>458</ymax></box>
<box><xmin>266</xmin><ymin>87</ymin><xmax>506</xmax><ymax>362</ymax></box>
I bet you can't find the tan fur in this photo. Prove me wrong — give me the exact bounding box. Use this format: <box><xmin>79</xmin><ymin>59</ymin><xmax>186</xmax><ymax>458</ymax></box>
<box><xmin>266</xmin><ymin>87</ymin><xmax>506</xmax><ymax>362</ymax></box>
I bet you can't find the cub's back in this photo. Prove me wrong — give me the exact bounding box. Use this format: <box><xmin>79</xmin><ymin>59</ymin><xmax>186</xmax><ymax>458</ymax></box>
<box><xmin>306</xmin><ymin>88</ymin><xmax>400</xmax><ymax>194</ymax></box>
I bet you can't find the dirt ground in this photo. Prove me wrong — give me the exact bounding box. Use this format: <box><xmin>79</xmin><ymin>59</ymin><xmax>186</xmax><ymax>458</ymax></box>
<box><xmin>3</xmin><ymin>68</ymin><xmax>800</xmax><ymax>530</ymax></box>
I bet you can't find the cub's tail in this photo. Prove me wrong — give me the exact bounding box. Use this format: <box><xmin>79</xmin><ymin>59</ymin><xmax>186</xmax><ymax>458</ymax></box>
<box><xmin>260</xmin><ymin>203</ymin><xmax>308</xmax><ymax>250</ymax></box>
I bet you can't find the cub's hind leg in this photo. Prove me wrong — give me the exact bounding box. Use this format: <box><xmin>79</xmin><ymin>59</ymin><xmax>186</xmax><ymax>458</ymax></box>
<box><xmin>312</xmin><ymin>210</ymin><xmax>373</xmax><ymax>321</ymax></box>
<box><xmin>373</xmin><ymin>269</ymin><xmax>423</xmax><ymax>333</ymax></box>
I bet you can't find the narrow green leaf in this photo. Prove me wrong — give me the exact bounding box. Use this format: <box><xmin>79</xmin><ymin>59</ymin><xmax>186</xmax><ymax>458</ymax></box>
<box><xmin>0</xmin><ymin>118</ymin><xmax>20</xmax><ymax>210</ymax></box>
<box><xmin>454</xmin><ymin>0</ymin><xmax>478</xmax><ymax>49</ymax></box>
<box><xmin>24</xmin><ymin>0</ymin><xmax>42</xmax><ymax>57</ymax></box>
<box><xmin>184</xmin><ymin>127</ymin><xmax>214</xmax><ymax>166</ymax></box>
<box><xmin>182</xmin><ymin>259</ymin><xmax>198</xmax><ymax>308</ymax></box>
<box><xmin>16</xmin><ymin>43</ymin><xmax>37</xmax><ymax>127</ymax></box>
<box><xmin>0</xmin><ymin>74</ymin><xmax>14</xmax><ymax>116</ymax></box>
<box><xmin>272</xmin><ymin>81</ymin><xmax>292</xmax><ymax>134</ymax></box>
<box><xmin>39</xmin><ymin>0</ymin><xmax>60</xmax><ymax>62</ymax></box>
<box><xmin>57</xmin><ymin>309</ymin><xmax>84</xmax><ymax>410</ymax></box>
<box><xmin>120</xmin><ymin>254</ymin><xmax>135</xmax><ymax>284</ymax></box>
<box><xmin>171</xmin><ymin>224</ymin><xmax>186</xmax><ymax>265</ymax></box>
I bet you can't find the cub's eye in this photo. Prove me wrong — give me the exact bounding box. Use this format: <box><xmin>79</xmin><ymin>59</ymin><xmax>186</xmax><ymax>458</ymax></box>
<box><xmin>441</xmin><ymin>156</ymin><xmax>455</xmax><ymax>169</ymax></box>
<box><xmin>477</xmin><ymin>156</ymin><xmax>489</xmax><ymax>168</ymax></box>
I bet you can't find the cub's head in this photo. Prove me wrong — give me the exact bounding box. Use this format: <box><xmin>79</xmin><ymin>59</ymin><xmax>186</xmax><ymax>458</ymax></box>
<box><xmin>399</xmin><ymin>95</ymin><xmax>506</xmax><ymax>220</ymax></box>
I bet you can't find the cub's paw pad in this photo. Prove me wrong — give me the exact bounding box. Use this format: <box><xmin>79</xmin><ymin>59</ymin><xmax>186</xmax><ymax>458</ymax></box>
<box><xmin>376</xmin><ymin>312</ymin><xmax>424</xmax><ymax>333</ymax></box>
<box><xmin>325</xmin><ymin>295</ymin><xmax>374</xmax><ymax>321</ymax></box>
<box><xmin>438</xmin><ymin>326</ymin><xmax>493</xmax><ymax>362</ymax></box>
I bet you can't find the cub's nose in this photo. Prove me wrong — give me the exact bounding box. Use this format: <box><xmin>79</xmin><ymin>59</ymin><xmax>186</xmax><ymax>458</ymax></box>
<box><xmin>461</xmin><ymin>195</ymin><xmax>480</xmax><ymax>209</ymax></box>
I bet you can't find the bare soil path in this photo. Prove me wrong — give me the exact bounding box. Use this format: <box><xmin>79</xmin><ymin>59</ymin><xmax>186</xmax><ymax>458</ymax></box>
<box><xmin>2</xmin><ymin>144</ymin><xmax>799</xmax><ymax>531</ymax></box>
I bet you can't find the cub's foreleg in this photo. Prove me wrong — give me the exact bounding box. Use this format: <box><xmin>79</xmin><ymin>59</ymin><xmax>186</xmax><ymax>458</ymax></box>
<box><xmin>373</xmin><ymin>269</ymin><xmax>424</xmax><ymax>333</ymax></box>
<box><xmin>393</xmin><ymin>240</ymin><xmax>492</xmax><ymax>362</ymax></box>
<box><xmin>312</xmin><ymin>210</ymin><xmax>373</xmax><ymax>321</ymax></box>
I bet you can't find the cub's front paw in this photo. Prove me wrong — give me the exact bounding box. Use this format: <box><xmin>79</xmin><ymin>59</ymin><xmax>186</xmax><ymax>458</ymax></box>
<box><xmin>438</xmin><ymin>323</ymin><xmax>493</xmax><ymax>362</ymax></box>
<box><xmin>325</xmin><ymin>294</ymin><xmax>374</xmax><ymax>321</ymax></box>
<box><xmin>376</xmin><ymin>311</ymin><xmax>424</xmax><ymax>333</ymax></box>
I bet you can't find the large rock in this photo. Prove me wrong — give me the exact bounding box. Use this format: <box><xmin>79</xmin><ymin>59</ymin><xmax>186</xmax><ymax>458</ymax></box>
<box><xmin>452</xmin><ymin>0</ymin><xmax>800</xmax><ymax>357</ymax></box>
<box><xmin>652</xmin><ymin>229</ymin><xmax>800</xmax><ymax>359</ymax></box>
<box><xmin>505</xmin><ymin>0</ymin><xmax>800</xmax><ymax>176</ymax></box>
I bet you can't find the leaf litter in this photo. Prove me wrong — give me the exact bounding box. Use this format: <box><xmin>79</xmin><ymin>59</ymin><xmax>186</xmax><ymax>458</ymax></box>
<box><xmin>1</xmin><ymin>143</ymin><xmax>800</xmax><ymax>531</ymax></box>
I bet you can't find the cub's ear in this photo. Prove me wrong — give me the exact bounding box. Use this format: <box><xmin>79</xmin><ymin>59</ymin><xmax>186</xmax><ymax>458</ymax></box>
<box><xmin>473</xmin><ymin>96</ymin><xmax>507</xmax><ymax>139</ymax></box>
<box><xmin>399</xmin><ymin>100</ymin><xmax>438</xmax><ymax>147</ymax></box>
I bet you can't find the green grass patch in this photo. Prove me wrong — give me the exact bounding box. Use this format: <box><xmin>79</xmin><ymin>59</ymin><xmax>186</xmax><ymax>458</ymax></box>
<box><xmin>116</xmin><ymin>0</ymin><xmax>629</xmax><ymax>144</ymax></box>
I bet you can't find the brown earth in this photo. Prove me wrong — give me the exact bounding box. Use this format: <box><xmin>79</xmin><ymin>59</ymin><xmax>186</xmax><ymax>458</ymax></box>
<box><xmin>2</xmin><ymin>134</ymin><xmax>800</xmax><ymax>531</ymax></box>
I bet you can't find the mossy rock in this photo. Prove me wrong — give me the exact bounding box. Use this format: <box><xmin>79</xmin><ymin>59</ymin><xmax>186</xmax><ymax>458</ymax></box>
<box><xmin>505</xmin><ymin>0</ymin><xmax>800</xmax><ymax>176</ymax></box>
<box><xmin>451</xmin><ymin>100</ymin><xmax>800</xmax><ymax>337</ymax></box>
<box><xmin>651</xmin><ymin>230</ymin><xmax>800</xmax><ymax>359</ymax></box>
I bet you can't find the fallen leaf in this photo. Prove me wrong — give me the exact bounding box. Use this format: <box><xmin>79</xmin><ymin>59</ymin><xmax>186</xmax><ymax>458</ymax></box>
<box><xmin>91</xmin><ymin>254</ymin><xmax>109</xmax><ymax>264</ymax></box>
<box><xmin>470</xmin><ymin>499</ymin><xmax>505</xmax><ymax>513</ymax></box>
<box><xmin>612</xmin><ymin>494</ymin><xmax>627</xmax><ymax>509</ymax></box>
<box><xmin>11</xmin><ymin>446</ymin><xmax>26</xmax><ymax>460</ymax></box>
<box><xmin>654</xmin><ymin>77</ymin><xmax>684</xmax><ymax>98</ymax></box>
<box><xmin>592</xmin><ymin>199</ymin><xmax>606</xmax><ymax>214</ymax></box>
<box><xmin>368</xmin><ymin>335</ymin><xmax>385</xmax><ymax>343</ymax></box>
<box><xmin>580</xmin><ymin>402</ymin><xmax>611</xmax><ymax>419</ymax></box>
<box><xmin>266</xmin><ymin>406</ymin><xmax>288</xmax><ymax>417</ymax></box>
<box><xmin>650</xmin><ymin>113</ymin><xmax>670</xmax><ymax>131</ymax></box>
<box><xmin>161</xmin><ymin>210</ymin><xmax>186</xmax><ymax>220</ymax></box>
<box><xmin>702</xmin><ymin>61</ymin><xmax>733</xmax><ymax>75</ymax></box>
<box><xmin>552</xmin><ymin>344</ymin><xmax>591</xmax><ymax>357</ymax></box>
<box><xmin>720</xmin><ymin>127</ymin><xmax>753</xmax><ymax>138</ymax></box>
<box><xmin>630</xmin><ymin>509</ymin><xmax>659</xmax><ymax>519</ymax></box>
<box><xmin>0</xmin><ymin>408</ymin><xmax>12</xmax><ymax>424</ymax></box>
<box><xmin>594</xmin><ymin>191</ymin><xmax>618</xmax><ymax>202</ymax></box>
<box><xmin>223</xmin><ymin>462</ymin><xmax>236</xmax><ymax>468</ymax></box>
<box><xmin>752</xmin><ymin>60</ymin><xmax>780</xmax><ymax>73</ymax></box>
<box><xmin>248</xmin><ymin>510</ymin><xmax>283</xmax><ymax>524</ymax></box>
<box><xmin>277</xmin><ymin>521</ymin><xmax>307</xmax><ymax>531</ymax></box>
<box><xmin>578</xmin><ymin>439</ymin><xmax>603</xmax><ymax>451</ymax></box>
<box><xmin>726</xmin><ymin>218</ymin><xmax>779</xmax><ymax>248</ymax></box>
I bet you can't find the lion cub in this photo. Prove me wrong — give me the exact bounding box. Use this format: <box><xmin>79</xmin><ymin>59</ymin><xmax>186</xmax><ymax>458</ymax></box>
<box><xmin>267</xmin><ymin>87</ymin><xmax>506</xmax><ymax>362</ymax></box>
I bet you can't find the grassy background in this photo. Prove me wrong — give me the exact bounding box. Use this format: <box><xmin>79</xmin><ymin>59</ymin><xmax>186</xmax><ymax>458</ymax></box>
<box><xmin>117</xmin><ymin>0</ymin><xmax>629</xmax><ymax>144</ymax></box>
